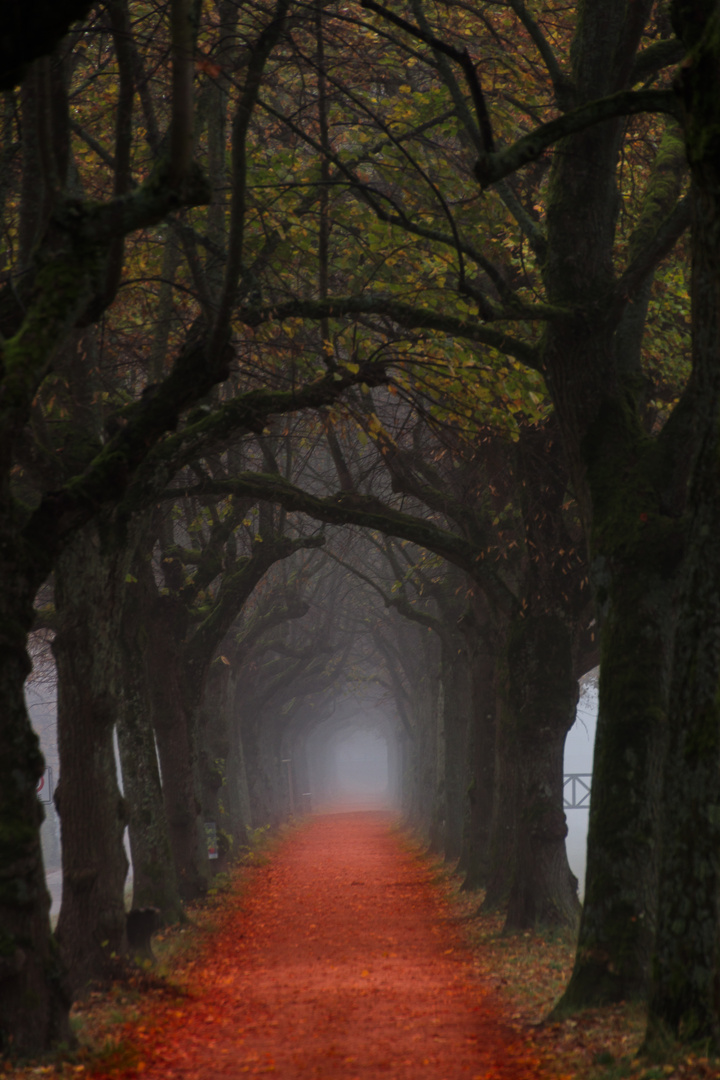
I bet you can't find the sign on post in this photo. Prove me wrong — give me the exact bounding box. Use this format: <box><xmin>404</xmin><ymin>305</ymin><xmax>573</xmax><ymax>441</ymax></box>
<box><xmin>36</xmin><ymin>767</ymin><xmax>53</xmax><ymax>804</ymax></box>
<box><xmin>205</xmin><ymin>821</ymin><xmax>219</xmax><ymax>860</ymax></box>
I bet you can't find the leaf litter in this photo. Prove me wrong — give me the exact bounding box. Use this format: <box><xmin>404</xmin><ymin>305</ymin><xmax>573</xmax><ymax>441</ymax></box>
<box><xmin>3</xmin><ymin>814</ymin><xmax>720</xmax><ymax>1080</ymax></box>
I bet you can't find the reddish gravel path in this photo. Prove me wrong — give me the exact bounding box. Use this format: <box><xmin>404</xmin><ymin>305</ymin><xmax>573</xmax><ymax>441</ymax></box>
<box><xmin>100</xmin><ymin>813</ymin><xmax>556</xmax><ymax>1079</ymax></box>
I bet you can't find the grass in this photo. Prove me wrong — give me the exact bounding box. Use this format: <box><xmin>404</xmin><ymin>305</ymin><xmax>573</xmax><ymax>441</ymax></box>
<box><xmin>425</xmin><ymin>848</ymin><xmax>720</xmax><ymax>1080</ymax></box>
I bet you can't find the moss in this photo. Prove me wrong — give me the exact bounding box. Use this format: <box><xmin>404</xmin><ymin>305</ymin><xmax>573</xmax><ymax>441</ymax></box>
<box><xmin>625</xmin><ymin>126</ymin><xmax>685</xmax><ymax>265</ymax></box>
<box><xmin>0</xmin><ymin>927</ymin><xmax>16</xmax><ymax>959</ymax></box>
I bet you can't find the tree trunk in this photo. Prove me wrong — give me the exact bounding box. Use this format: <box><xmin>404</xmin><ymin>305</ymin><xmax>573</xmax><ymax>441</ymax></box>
<box><xmin>0</xmin><ymin>584</ymin><xmax>71</xmax><ymax>1053</ymax></box>
<box><xmin>440</xmin><ymin>632</ymin><xmax>472</xmax><ymax>862</ymax></box>
<box><xmin>242</xmin><ymin>714</ymin><xmax>279</xmax><ymax>828</ymax></box>
<box><xmin>427</xmin><ymin>681</ymin><xmax>446</xmax><ymax>853</ymax></box>
<box><xmin>556</xmin><ymin>554</ymin><xmax>674</xmax><ymax>1009</ymax></box>
<box><xmin>116</xmin><ymin>579</ymin><xmax>182</xmax><ymax>921</ymax></box>
<box><xmin>482</xmin><ymin>679</ymin><xmax>519</xmax><ymax>913</ymax></box>
<box><xmin>647</xmin><ymin>426</ymin><xmax>720</xmax><ymax>1045</ymax></box>
<box><xmin>225</xmin><ymin>671</ymin><xmax>253</xmax><ymax>841</ymax></box>
<box><xmin>459</xmin><ymin>636</ymin><xmax>497</xmax><ymax>891</ymax></box>
<box><xmin>503</xmin><ymin>612</ymin><xmax>580</xmax><ymax>931</ymax></box>
<box><xmin>646</xmin><ymin>13</ymin><xmax>720</xmax><ymax>1044</ymax></box>
<box><xmin>151</xmin><ymin>670</ymin><xmax>207</xmax><ymax>901</ymax></box>
<box><xmin>53</xmin><ymin>524</ymin><xmax>130</xmax><ymax>994</ymax></box>
<box><xmin>116</xmin><ymin>695</ymin><xmax>182</xmax><ymax>922</ymax></box>
<box><xmin>538</xmin><ymin>0</ymin><xmax>687</xmax><ymax>1006</ymax></box>
<box><xmin>409</xmin><ymin>658</ymin><xmax>442</xmax><ymax>838</ymax></box>
<box><xmin>198</xmin><ymin>661</ymin><xmax>239</xmax><ymax>869</ymax></box>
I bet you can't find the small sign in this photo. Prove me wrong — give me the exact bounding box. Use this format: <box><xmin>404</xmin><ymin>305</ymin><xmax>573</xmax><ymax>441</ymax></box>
<box><xmin>205</xmin><ymin>821</ymin><xmax>219</xmax><ymax>860</ymax></box>
<box><xmin>37</xmin><ymin>767</ymin><xmax>53</xmax><ymax>805</ymax></box>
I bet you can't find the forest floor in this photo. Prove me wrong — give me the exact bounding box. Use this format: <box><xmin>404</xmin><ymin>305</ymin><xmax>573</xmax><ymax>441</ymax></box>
<box><xmin>3</xmin><ymin>812</ymin><xmax>720</xmax><ymax>1080</ymax></box>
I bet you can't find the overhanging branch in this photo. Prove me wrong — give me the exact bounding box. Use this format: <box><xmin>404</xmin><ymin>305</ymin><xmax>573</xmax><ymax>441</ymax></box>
<box><xmin>475</xmin><ymin>89</ymin><xmax>682</xmax><ymax>188</ymax></box>
<box><xmin>238</xmin><ymin>295</ymin><xmax>544</xmax><ymax>369</ymax></box>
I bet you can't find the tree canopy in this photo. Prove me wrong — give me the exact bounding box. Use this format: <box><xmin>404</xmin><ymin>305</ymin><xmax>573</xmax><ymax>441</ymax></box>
<box><xmin>4</xmin><ymin>0</ymin><xmax>720</xmax><ymax>1061</ymax></box>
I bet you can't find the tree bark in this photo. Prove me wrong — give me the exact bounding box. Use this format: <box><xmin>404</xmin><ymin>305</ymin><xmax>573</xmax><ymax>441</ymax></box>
<box><xmin>148</xmin><ymin>606</ymin><xmax>208</xmax><ymax>902</ymax></box>
<box><xmin>459</xmin><ymin>634</ymin><xmax>497</xmax><ymax>891</ymax></box>
<box><xmin>645</xmin><ymin>5</ymin><xmax>720</xmax><ymax>1047</ymax></box>
<box><xmin>503</xmin><ymin>612</ymin><xmax>580</xmax><ymax>931</ymax></box>
<box><xmin>407</xmin><ymin>638</ymin><xmax>442</xmax><ymax>837</ymax></box>
<box><xmin>538</xmin><ymin>0</ymin><xmax>688</xmax><ymax>1006</ymax></box>
<box><xmin>556</xmin><ymin>550</ymin><xmax>674</xmax><ymax>1008</ymax></box>
<box><xmin>242</xmin><ymin>713</ymin><xmax>281</xmax><ymax>828</ymax></box>
<box><xmin>116</xmin><ymin>572</ymin><xmax>183</xmax><ymax>922</ymax></box>
<box><xmin>438</xmin><ymin>621</ymin><xmax>472</xmax><ymax>862</ymax></box>
<box><xmin>53</xmin><ymin>523</ymin><xmax>130</xmax><ymax>994</ymax></box>
<box><xmin>0</xmin><ymin>580</ymin><xmax>71</xmax><ymax>1054</ymax></box>
<box><xmin>198</xmin><ymin>660</ymin><xmax>245</xmax><ymax>867</ymax></box>
<box><xmin>482</xmin><ymin>675</ymin><xmax>519</xmax><ymax>913</ymax></box>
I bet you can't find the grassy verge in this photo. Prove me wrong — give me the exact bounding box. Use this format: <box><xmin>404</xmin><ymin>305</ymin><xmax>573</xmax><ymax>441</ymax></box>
<box><xmin>0</xmin><ymin>822</ymin><xmax>289</xmax><ymax>1079</ymax></box>
<box><xmin>429</xmin><ymin>850</ymin><xmax>720</xmax><ymax>1080</ymax></box>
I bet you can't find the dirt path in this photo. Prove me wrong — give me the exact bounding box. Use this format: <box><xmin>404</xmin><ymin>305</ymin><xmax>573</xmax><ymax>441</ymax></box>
<box><xmin>100</xmin><ymin>814</ymin><xmax>556</xmax><ymax>1079</ymax></box>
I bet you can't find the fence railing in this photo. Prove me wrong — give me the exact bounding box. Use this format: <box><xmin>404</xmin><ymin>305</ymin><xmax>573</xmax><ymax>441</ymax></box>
<box><xmin>563</xmin><ymin>773</ymin><xmax>591</xmax><ymax>809</ymax></box>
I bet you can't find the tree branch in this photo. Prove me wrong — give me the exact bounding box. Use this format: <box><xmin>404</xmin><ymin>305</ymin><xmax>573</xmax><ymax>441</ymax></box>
<box><xmin>164</xmin><ymin>470</ymin><xmax>517</xmax><ymax>615</ymax></box>
<box><xmin>630</xmin><ymin>37</ymin><xmax>685</xmax><ymax>84</ymax></box>
<box><xmin>503</xmin><ymin>0</ymin><xmax>574</xmax><ymax>104</ymax></box>
<box><xmin>238</xmin><ymin>295</ymin><xmax>544</xmax><ymax>368</ymax></box>
<box><xmin>475</xmin><ymin>89</ymin><xmax>682</xmax><ymax>187</ymax></box>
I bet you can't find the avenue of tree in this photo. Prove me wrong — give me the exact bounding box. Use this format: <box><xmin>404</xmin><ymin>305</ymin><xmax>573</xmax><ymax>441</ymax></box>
<box><xmin>1</xmin><ymin>0</ymin><xmax>719</xmax><ymax>1060</ymax></box>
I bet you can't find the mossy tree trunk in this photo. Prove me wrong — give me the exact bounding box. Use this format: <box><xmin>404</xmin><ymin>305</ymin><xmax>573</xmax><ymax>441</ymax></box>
<box><xmin>439</xmin><ymin>633</ymin><xmax>472</xmax><ymax>862</ymax></box>
<box><xmin>459</xmin><ymin>628</ymin><xmax>497</xmax><ymax>891</ymax></box>
<box><xmin>0</xmin><ymin>561</ymin><xmax>71</xmax><ymax>1054</ymax></box>
<box><xmin>116</xmin><ymin>562</ymin><xmax>183</xmax><ymax>923</ymax></box>
<box><xmin>503</xmin><ymin>611</ymin><xmax>580</xmax><ymax>931</ymax></box>
<box><xmin>536</xmin><ymin>1</ymin><xmax>691</xmax><ymax>1009</ymax></box>
<box><xmin>481</xmin><ymin>662</ymin><xmax>519</xmax><ymax>913</ymax></box>
<box><xmin>147</xmin><ymin>604</ymin><xmax>208</xmax><ymax>902</ymax></box>
<box><xmin>645</xmin><ymin>3</ymin><xmax>720</xmax><ymax>1048</ymax></box>
<box><xmin>52</xmin><ymin>522</ymin><xmax>131</xmax><ymax>994</ymax></box>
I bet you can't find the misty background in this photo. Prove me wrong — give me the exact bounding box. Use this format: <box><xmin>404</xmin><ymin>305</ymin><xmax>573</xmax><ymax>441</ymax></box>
<box><xmin>28</xmin><ymin>667</ymin><xmax>598</xmax><ymax>920</ymax></box>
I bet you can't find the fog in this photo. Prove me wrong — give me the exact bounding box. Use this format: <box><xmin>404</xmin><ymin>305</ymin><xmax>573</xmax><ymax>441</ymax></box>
<box><xmin>302</xmin><ymin>712</ymin><xmax>400</xmax><ymax>813</ymax></box>
<box><xmin>563</xmin><ymin>674</ymin><xmax>598</xmax><ymax>898</ymax></box>
<box><xmin>30</xmin><ymin>671</ymin><xmax>598</xmax><ymax>916</ymax></box>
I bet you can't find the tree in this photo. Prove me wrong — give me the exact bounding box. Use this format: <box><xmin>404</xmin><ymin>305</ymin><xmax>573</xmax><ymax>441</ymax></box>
<box><xmin>0</xmin><ymin>0</ymin><xmax>392</xmax><ymax>1048</ymax></box>
<box><xmin>182</xmin><ymin>384</ymin><xmax>590</xmax><ymax>931</ymax></box>
<box><xmin>229</xmin><ymin>0</ymin><xmax>695</xmax><ymax>1002</ymax></box>
<box><xmin>644</xmin><ymin>0</ymin><xmax>720</xmax><ymax>1050</ymax></box>
<box><xmin>0</xmin><ymin>0</ymin><xmax>214</xmax><ymax>1049</ymax></box>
